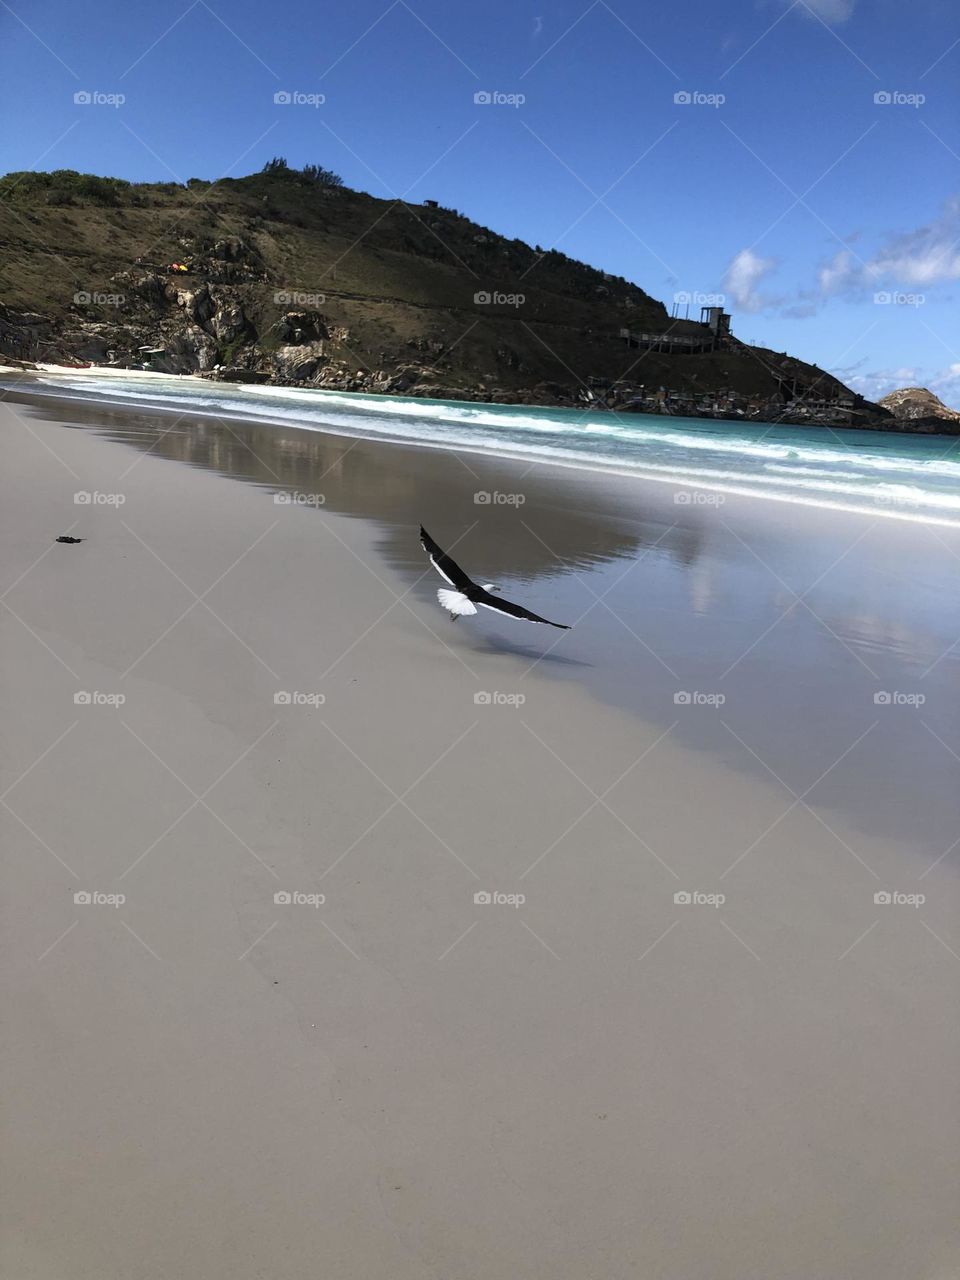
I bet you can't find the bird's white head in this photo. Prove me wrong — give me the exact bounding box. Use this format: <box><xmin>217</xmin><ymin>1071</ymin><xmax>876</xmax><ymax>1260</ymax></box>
<box><xmin>481</xmin><ymin>583</ymin><xmax>501</xmax><ymax>593</ymax></box>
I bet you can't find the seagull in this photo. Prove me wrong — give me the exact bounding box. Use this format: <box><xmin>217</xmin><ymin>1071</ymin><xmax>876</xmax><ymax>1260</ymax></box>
<box><xmin>420</xmin><ymin>525</ymin><xmax>570</xmax><ymax>629</ymax></box>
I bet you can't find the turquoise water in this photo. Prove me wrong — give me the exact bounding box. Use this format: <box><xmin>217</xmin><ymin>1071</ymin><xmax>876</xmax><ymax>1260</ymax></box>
<box><xmin>11</xmin><ymin>371</ymin><xmax>960</xmax><ymax>525</ymax></box>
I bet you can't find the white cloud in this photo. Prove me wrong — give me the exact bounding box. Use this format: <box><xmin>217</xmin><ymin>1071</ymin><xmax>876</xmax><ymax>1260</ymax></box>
<box><xmin>721</xmin><ymin>248</ymin><xmax>779</xmax><ymax>312</ymax></box>
<box><xmin>870</xmin><ymin>203</ymin><xmax>960</xmax><ymax>285</ymax></box>
<box><xmin>930</xmin><ymin>363</ymin><xmax>960</xmax><ymax>398</ymax></box>
<box><xmin>817</xmin><ymin>249</ymin><xmax>856</xmax><ymax>295</ymax></box>
<box><xmin>817</xmin><ymin>197</ymin><xmax>960</xmax><ymax>297</ymax></box>
<box><xmin>843</xmin><ymin>368</ymin><xmax>917</xmax><ymax>401</ymax></box>
<box><xmin>799</xmin><ymin>0</ymin><xmax>856</xmax><ymax>22</ymax></box>
<box><xmin>815</xmin><ymin>250</ymin><xmax>857</xmax><ymax>297</ymax></box>
<box><xmin>716</xmin><ymin>205</ymin><xmax>958</xmax><ymax>327</ymax></box>
<box><xmin>843</xmin><ymin>364</ymin><xmax>960</xmax><ymax>410</ymax></box>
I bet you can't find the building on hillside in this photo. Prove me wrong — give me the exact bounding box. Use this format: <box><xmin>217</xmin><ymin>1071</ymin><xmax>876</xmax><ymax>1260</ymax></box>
<box><xmin>619</xmin><ymin>307</ymin><xmax>732</xmax><ymax>355</ymax></box>
<box><xmin>700</xmin><ymin>306</ymin><xmax>731</xmax><ymax>341</ymax></box>
<box><xmin>619</xmin><ymin>327</ymin><xmax>715</xmax><ymax>354</ymax></box>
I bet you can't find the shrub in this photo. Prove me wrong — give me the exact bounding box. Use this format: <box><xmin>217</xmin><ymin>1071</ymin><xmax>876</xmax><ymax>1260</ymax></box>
<box><xmin>301</xmin><ymin>163</ymin><xmax>343</xmax><ymax>189</ymax></box>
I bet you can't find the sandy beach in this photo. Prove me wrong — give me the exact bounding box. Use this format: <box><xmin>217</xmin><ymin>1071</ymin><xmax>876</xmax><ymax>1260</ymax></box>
<box><xmin>2</xmin><ymin>387</ymin><xmax>958</xmax><ymax>1280</ymax></box>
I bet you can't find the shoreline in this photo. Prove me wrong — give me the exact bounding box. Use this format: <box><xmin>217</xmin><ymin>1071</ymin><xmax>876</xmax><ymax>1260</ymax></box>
<box><xmin>4</xmin><ymin>373</ymin><xmax>960</xmax><ymax>531</ymax></box>
<box><xmin>5</xmin><ymin>361</ymin><xmax>957</xmax><ymax>439</ymax></box>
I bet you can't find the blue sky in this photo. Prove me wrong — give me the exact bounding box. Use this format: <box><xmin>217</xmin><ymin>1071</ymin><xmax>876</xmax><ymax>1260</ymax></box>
<box><xmin>2</xmin><ymin>0</ymin><xmax>958</xmax><ymax>405</ymax></box>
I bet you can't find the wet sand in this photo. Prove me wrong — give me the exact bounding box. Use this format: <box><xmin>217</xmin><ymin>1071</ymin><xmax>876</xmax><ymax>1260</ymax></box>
<box><xmin>2</xmin><ymin>390</ymin><xmax>958</xmax><ymax>1280</ymax></box>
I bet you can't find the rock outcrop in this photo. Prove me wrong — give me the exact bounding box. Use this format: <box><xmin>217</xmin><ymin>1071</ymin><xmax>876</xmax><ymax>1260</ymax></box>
<box><xmin>878</xmin><ymin>386</ymin><xmax>960</xmax><ymax>430</ymax></box>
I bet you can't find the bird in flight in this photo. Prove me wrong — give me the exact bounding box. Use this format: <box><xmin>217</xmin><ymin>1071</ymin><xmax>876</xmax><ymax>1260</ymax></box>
<box><xmin>420</xmin><ymin>525</ymin><xmax>571</xmax><ymax>630</ymax></box>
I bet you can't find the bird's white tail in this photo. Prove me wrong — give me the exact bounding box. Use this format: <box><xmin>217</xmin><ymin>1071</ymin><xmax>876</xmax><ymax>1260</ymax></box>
<box><xmin>438</xmin><ymin>588</ymin><xmax>477</xmax><ymax>616</ymax></box>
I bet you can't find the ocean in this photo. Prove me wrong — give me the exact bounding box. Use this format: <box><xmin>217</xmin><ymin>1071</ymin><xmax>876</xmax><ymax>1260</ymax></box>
<box><xmin>6</xmin><ymin>370</ymin><xmax>960</xmax><ymax>526</ymax></box>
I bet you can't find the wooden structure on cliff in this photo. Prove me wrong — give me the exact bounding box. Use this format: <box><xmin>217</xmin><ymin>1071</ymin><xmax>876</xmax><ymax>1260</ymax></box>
<box><xmin>619</xmin><ymin>307</ymin><xmax>731</xmax><ymax>355</ymax></box>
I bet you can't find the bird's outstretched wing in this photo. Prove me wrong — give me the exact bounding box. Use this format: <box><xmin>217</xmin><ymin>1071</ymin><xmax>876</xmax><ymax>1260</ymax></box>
<box><xmin>475</xmin><ymin>591</ymin><xmax>570</xmax><ymax>630</ymax></box>
<box><xmin>420</xmin><ymin>525</ymin><xmax>476</xmax><ymax>592</ymax></box>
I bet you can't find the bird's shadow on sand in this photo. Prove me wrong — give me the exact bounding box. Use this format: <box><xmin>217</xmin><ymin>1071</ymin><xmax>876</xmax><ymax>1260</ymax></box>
<box><xmin>467</xmin><ymin>631</ymin><xmax>592</xmax><ymax>668</ymax></box>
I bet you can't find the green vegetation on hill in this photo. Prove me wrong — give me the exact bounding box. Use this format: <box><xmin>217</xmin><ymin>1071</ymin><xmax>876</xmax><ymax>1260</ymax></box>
<box><xmin>0</xmin><ymin>163</ymin><xmax>885</xmax><ymax>423</ymax></box>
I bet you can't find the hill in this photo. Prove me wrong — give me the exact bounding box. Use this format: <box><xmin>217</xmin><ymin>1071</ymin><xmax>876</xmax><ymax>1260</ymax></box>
<box><xmin>878</xmin><ymin>386</ymin><xmax>960</xmax><ymax>432</ymax></box>
<box><xmin>0</xmin><ymin>162</ymin><xmax>893</xmax><ymax>427</ymax></box>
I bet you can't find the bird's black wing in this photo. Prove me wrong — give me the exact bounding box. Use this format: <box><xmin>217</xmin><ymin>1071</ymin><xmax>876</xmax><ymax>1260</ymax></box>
<box><xmin>475</xmin><ymin>589</ymin><xmax>570</xmax><ymax>630</ymax></box>
<box><xmin>419</xmin><ymin>526</ymin><xmax>476</xmax><ymax>592</ymax></box>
